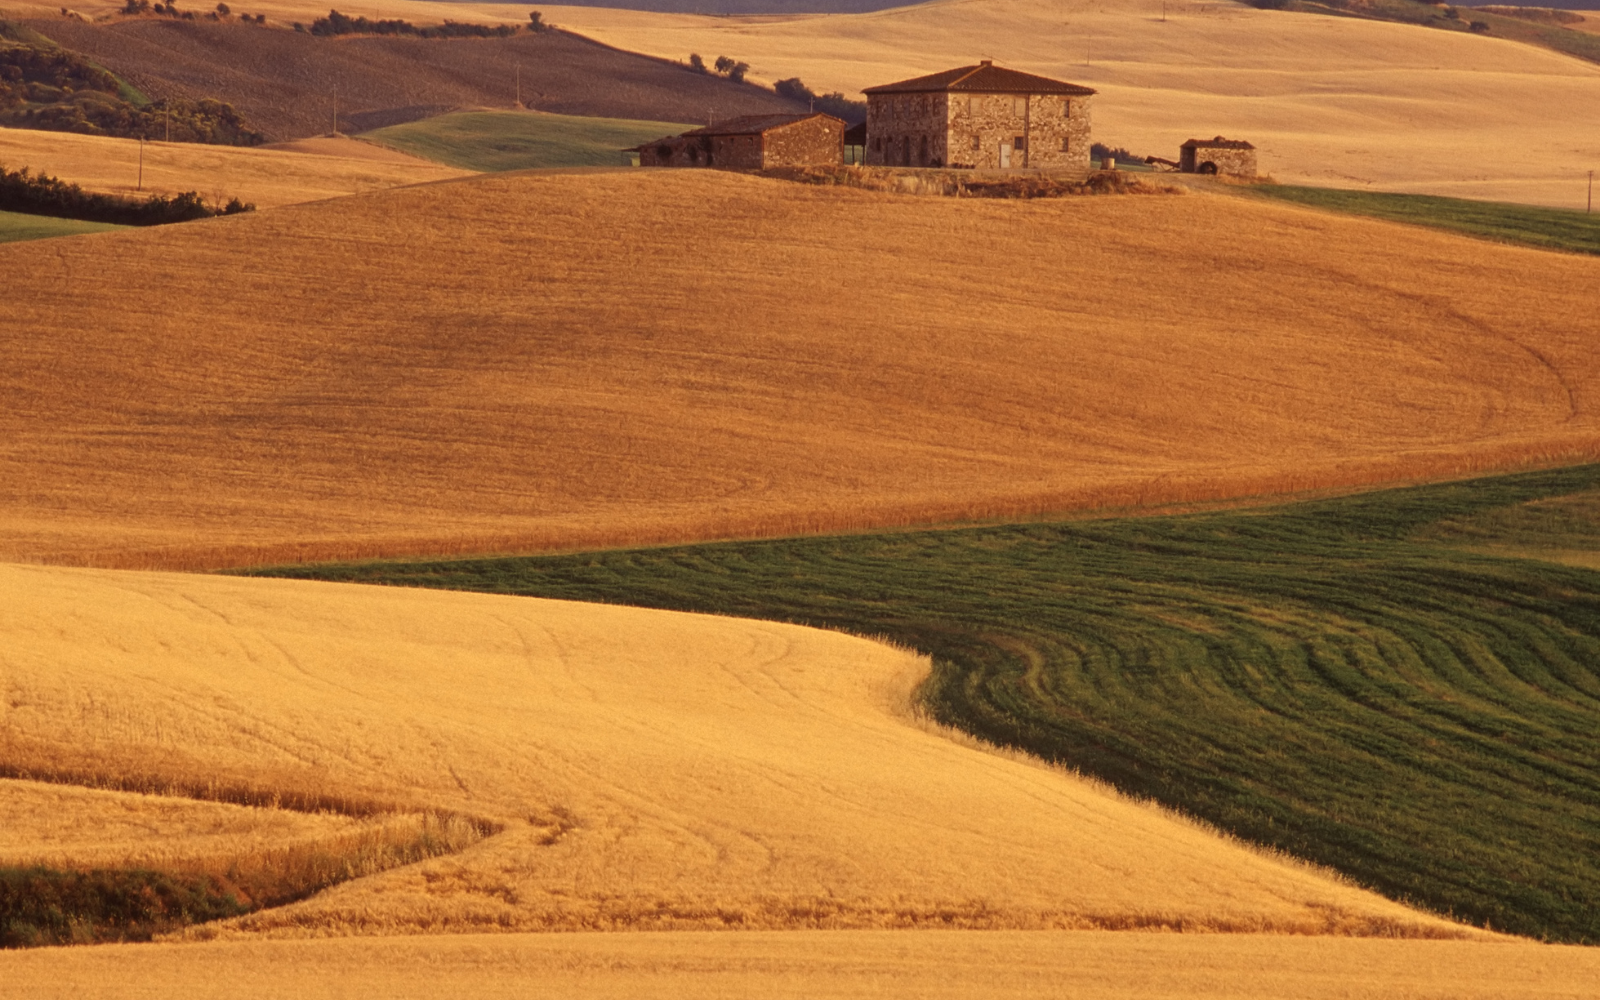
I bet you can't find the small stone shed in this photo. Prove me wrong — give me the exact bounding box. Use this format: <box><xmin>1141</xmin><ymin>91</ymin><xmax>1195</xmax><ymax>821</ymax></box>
<box><xmin>862</xmin><ymin>61</ymin><xmax>1096</xmax><ymax>170</ymax></box>
<box><xmin>1180</xmin><ymin>137</ymin><xmax>1257</xmax><ymax>177</ymax></box>
<box><xmin>632</xmin><ymin>113</ymin><xmax>845</xmax><ymax>170</ymax></box>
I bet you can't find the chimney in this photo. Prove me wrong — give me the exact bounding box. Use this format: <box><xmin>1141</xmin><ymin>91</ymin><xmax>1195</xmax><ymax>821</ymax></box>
<box><xmin>980</xmin><ymin>59</ymin><xmax>992</xmax><ymax>66</ymax></box>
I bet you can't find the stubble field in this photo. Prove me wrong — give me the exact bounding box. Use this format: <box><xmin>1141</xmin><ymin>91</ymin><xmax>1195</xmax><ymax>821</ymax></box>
<box><xmin>0</xmin><ymin>128</ymin><xmax>470</xmax><ymax>208</ymax></box>
<box><xmin>3</xmin><ymin>168</ymin><xmax>1599</xmax><ymax>570</ymax></box>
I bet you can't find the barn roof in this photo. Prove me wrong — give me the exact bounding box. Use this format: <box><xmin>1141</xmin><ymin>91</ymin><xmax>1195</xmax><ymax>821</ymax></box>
<box><xmin>681</xmin><ymin>112</ymin><xmax>843</xmax><ymax>137</ymax></box>
<box><xmin>1182</xmin><ymin>136</ymin><xmax>1255</xmax><ymax>149</ymax></box>
<box><xmin>864</xmin><ymin>61</ymin><xmax>1096</xmax><ymax>97</ymax></box>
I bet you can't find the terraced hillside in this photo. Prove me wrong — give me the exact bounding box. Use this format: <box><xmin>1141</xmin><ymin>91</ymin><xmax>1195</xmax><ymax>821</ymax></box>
<box><xmin>272</xmin><ymin>464</ymin><xmax>1600</xmax><ymax>944</ymax></box>
<box><xmin>3</xmin><ymin>168</ymin><xmax>1599</xmax><ymax>569</ymax></box>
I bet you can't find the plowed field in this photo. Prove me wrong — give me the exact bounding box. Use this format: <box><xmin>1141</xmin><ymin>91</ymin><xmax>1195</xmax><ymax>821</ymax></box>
<box><xmin>3</xmin><ymin>169</ymin><xmax>1599</xmax><ymax>569</ymax></box>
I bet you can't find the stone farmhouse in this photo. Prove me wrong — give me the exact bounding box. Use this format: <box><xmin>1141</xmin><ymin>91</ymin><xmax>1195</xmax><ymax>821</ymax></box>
<box><xmin>632</xmin><ymin>113</ymin><xmax>845</xmax><ymax>169</ymax></box>
<box><xmin>862</xmin><ymin>61</ymin><xmax>1096</xmax><ymax>170</ymax></box>
<box><xmin>1180</xmin><ymin>137</ymin><xmax>1257</xmax><ymax>177</ymax></box>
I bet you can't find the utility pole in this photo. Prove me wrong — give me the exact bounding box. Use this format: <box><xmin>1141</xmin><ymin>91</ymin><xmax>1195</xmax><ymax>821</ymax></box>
<box><xmin>332</xmin><ymin>84</ymin><xmax>339</xmax><ymax>136</ymax></box>
<box><xmin>515</xmin><ymin>64</ymin><xmax>521</xmax><ymax>108</ymax></box>
<box><xmin>138</xmin><ymin>135</ymin><xmax>144</xmax><ymax>191</ymax></box>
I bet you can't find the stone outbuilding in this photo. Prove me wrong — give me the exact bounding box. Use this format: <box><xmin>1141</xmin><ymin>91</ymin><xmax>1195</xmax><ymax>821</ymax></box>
<box><xmin>632</xmin><ymin>113</ymin><xmax>845</xmax><ymax>169</ymax></box>
<box><xmin>862</xmin><ymin>61</ymin><xmax>1096</xmax><ymax>170</ymax></box>
<box><xmin>1180</xmin><ymin>137</ymin><xmax>1257</xmax><ymax>177</ymax></box>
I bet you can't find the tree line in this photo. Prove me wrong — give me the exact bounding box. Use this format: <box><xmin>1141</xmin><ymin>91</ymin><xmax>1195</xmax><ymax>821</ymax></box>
<box><xmin>1</xmin><ymin>164</ymin><xmax>254</xmax><ymax>225</ymax></box>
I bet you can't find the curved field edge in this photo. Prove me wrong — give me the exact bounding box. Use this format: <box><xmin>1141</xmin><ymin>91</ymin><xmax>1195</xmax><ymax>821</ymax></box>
<box><xmin>0</xmin><ymin>766</ymin><xmax>495</xmax><ymax>947</ymax></box>
<box><xmin>250</xmin><ymin>464</ymin><xmax>1600</xmax><ymax>943</ymax></box>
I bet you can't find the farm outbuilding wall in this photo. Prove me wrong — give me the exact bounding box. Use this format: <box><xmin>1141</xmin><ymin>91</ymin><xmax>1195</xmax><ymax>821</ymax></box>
<box><xmin>1180</xmin><ymin>138</ymin><xmax>1257</xmax><ymax>178</ymax></box>
<box><xmin>863</xmin><ymin>61</ymin><xmax>1095</xmax><ymax>171</ymax></box>
<box><xmin>633</xmin><ymin>113</ymin><xmax>843</xmax><ymax>170</ymax></box>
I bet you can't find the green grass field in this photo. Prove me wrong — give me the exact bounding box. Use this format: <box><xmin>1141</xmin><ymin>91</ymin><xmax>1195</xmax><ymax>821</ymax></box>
<box><xmin>359</xmin><ymin>110</ymin><xmax>695</xmax><ymax>172</ymax></box>
<box><xmin>253</xmin><ymin>466</ymin><xmax>1600</xmax><ymax>944</ymax></box>
<box><xmin>0</xmin><ymin>210</ymin><xmax>123</xmax><ymax>244</ymax></box>
<box><xmin>1248</xmin><ymin>185</ymin><xmax>1600</xmax><ymax>255</ymax></box>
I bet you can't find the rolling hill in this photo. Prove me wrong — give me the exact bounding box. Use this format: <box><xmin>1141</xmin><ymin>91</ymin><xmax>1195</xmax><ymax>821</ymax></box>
<box><xmin>0</xmin><ymin>127</ymin><xmax>470</xmax><ymax>207</ymax></box>
<box><xmin>530</xmin><ymin>0</ymin><xmax>1600</xmax><ymax>208</ymax></box>
<box><xmin>15</xmin><ymin>15</ymin><xmax>804</xmax><ymax>140</ymax></box>
<box><xmin>3</xmin><ymin>168</ymin><xmax>1600</xmax><ymax>570</ymax></box>
<box><xmin>360</xmin><ymin>110</ymin><xmax>694</xmax><ymax>171</ymax></box>
<box><xmin>5</xmin><ymin>562</ymin><xmax>1600</xmax><ymax>996</ymax></box>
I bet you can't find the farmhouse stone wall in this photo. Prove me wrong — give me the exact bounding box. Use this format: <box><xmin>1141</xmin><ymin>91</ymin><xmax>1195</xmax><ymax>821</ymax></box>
<box><xmin>1181</xmin><ymin>145</ymin><xmax>1257</xmax><ymax>178</ymax></box>
<box><xmin>637</xmin><ymin>116</ymin><xmax>841</xmax><ymax>169</ymax></box>
<box><xmin>763</xmin><ymin>117</ymin><xmax>844</xmax><ymax>168</ymax></box>
<box><xmin>866</xmin><ymin>92</ymin><xmax>1092</xmax><ymax>170</ymax></box>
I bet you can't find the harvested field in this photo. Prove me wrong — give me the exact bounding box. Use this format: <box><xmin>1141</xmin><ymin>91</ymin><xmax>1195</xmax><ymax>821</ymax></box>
<box><xmin>14</xmin><ymin>16</ymin><xmax>803</xmax><ymax>141</ymax></box>
<box><xmin>529</xmin><ymin>0</ymin><xmax>1600</xmax><ymax>208</ymax></box>
<box><xmin>6</xmin><ymin>930</ymin><xmax>1600</xmax><ymax>999</ymax></box>
<box><xmin>0</xmin><ymin>127</ymin><xmax>469</xmax><ymax>207</ymax></box>
<box><xmin>0</xmin><ymin>561</ymin><xmax>1470</xmax><ymax>937</ymax></box>
<box><xmin>4</xmin><ymin>169</ymin><xmax>1600</xmax><ymax>570</ymax></box>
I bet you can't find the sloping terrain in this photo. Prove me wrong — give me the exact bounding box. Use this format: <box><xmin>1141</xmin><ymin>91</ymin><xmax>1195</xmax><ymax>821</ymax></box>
<box><xmin>360</xmin><ymin>110</ymin><xmax>694</xmax><ymax>171</ymax></box>
<box><xmin>0</xmin><ymin>562</ymin><xmax>1460</xmax><ymax>937</ymax></box>
<box><xmin>0</xmin><ymin>206</ymin><xmax>121</xmax><ymax>241</ymax></box>
<box><xmin>0</xmin><ymin>127</ymin><xmax>469</xmax><ymax>206</ymax></box>
<box><xmin>17</xmin><ymin>17</ymin><xmax>803</xmax><ymax>140</ymax></box>
<box><xmin>4</xmin><ymin>169</ymin><xmax>1600</xmax><ymax>569</ymax></box>
<box><xmin>531</xmin><ymin>0</ymin><xmax>1600</xmax><ymax>207</ymax></box>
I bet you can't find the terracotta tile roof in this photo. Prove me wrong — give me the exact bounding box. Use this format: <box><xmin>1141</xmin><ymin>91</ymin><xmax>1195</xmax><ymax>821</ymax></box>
<box><xmin>864</xmin><ymin>62</ymin><xmax>1096</xmax><ymax>97</ymax></box>
<box><xmin>1182</xmin><ymin>136</ymin><xmax>1256</xmax><ymax>149</ymax></box>
<box><xmin>681</xmin><ymin>113</ymin><xmax>843</xmax><ymax>137</ymax></box>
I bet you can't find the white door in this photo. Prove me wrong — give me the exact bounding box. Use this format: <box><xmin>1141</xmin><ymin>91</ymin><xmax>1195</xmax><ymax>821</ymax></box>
<box><xmin>999</xmin><ymin>141</ymin><xmax>1012</xmax><ymax>169</ymax></box>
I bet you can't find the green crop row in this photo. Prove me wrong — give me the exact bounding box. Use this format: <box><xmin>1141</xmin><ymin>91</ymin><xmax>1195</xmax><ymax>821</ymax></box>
<box><xmin>250</xmin><ymin>465</ymin><xmax>1600</xmax><ymax>943</ymax></box>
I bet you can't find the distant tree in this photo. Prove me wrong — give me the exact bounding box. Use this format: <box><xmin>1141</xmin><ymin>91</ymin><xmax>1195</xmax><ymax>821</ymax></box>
<box><xmin>527</xmin><ymin>10</ymin><xmax>548</xmax><ymax>32</ymax></box>
<box><xmin>1469</xmin><ymin>18</ymin><xmax>1490</xmax><ymax>30</ymax></box>
<box><xmin>1442</xmin><ymin>5</ymin><xmax>1459</xmax><ymax>17</ymax></box>
<box><xmin>773</xmin><ymin>77</ymin><xmax>865</xmax><ymax>124</ymax></box>
<box><xmin>215</xmin><ymin>2</ymin><xmax>229</xmax><ymax>13</ymax></box>
<box><xmin>714</xmin><ymin>57</ymin><xmax>749</xmax><ymax>83</ymax></box>
<box><xmin>688</xmin><ymin>53</ymin><xmax>706</xmax><ymax>74</ymax></box>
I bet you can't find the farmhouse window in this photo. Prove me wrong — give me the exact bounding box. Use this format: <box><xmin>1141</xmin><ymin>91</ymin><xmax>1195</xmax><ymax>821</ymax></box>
<box><xmin>1060</xmin><ymin>137</ymin><xmax>1070</xmax><ymax>152</ymax></box>
<box><xmin>1014</xmin><ymin>135</ymin><xmax>1027</xmax><ymax>151</ymax></box>
<box><xmin>1063</xmin><ymin>101</ymin><xmax>1072</xmax><ymax>117</ymax></box>
<box><xmin>971</xmin><ymin>134</ymin><xmax>981</xmax><ymax>151</ymax></box>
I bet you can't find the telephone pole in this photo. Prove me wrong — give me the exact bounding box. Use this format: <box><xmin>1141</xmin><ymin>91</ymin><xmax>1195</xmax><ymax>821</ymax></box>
<box><xmin>332</xmin><ymin>84</ymin><xmax>339</xmax><ymax>136</ymax></box>
<box><xmin>138</xmin><ymin>135</ymin><xmax>144</xmax><ymax>191</ymax></box>
<box><xmin>515</xmin><ymin>64</ymin><xmax>521</xmax><ymax>108</ymax></box>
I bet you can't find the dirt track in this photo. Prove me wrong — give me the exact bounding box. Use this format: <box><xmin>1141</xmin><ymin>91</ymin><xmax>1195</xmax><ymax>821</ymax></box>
<box><xmin>20</xmin><ymin>18</ymin><xmax>802</xmax><ymax>139</ymax></box>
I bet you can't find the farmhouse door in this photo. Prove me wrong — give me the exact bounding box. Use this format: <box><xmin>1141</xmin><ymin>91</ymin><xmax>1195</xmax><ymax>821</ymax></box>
<box><xmin>999</xmin><ymin>141</ymin><xmax>1012</xmax><ymax>169</ymax></box>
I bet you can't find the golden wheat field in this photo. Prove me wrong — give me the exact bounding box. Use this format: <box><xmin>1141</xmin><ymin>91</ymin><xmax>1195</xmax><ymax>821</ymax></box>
<box><xmin>0</xmin><ymin>562</ymin><xmax>1462</xmax><ymax>938</ymax></box>
<box><xmin>8</xmin><ymin>930</ymin><xmax>1600</xmax><ymax>999</ymax></box>
<box><xmin>9</xmin><ymin>563</ymin><xmax>1600</xmax><ymax>997</ymax></box>
<box><xmin>0</xmin><ymin>128</ymin><xmax>470</xmax><ymax>208</ymax></box>
<box><xmin>3</xmin><ymin>168</ymin><xmax>1599</xmax><ymax>569</ymax></box>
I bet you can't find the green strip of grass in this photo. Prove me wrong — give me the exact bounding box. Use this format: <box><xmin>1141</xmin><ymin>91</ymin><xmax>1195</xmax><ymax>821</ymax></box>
<box><xmin>0</xmin><ymin>209</ymin><xmax>123</xmax><ymax>244</ymax></box>
<box><xmin>1249</xmin><ymin>184</ymin><xmax>1600</xmax><ymax>255</ymax></box>
<box><xmin>249</xmin><ymin>465</ymin><xmax>1600</xmax><ymax>943</ymax></box>
<box><xmin>360</xmin><ymin>110</ymin><xmax>695</xmax><ymax>172</ymax></box>
<box><xmin>0</xmin><ymin>866</ymin><xmax>247</xmax><ymax>947</ymax></box>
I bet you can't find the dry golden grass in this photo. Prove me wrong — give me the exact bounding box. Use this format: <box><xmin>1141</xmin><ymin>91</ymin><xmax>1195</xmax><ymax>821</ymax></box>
<box><xmin>7</xmin><ymin>929</ymin><xmax>1600</xmax><ymax>999</ymax></box>
<box><xmin>0</xmin><ymin>561</ymin><xmax>1475</xmax><ymax>937</ymax></box>
<box><xmin>0</xmin><ymin>127</ymin><xmax>471</xmax><ymax>208</ymax></box>
<box><xmin>525</xmin><ymin>0</ymin><xmax>1600</xmax><ymax>209</ymax></box>
<box><xmin>3</xmin><ymin>168</ymin><xmax>1599</xmax><ymax>570</ymax></box>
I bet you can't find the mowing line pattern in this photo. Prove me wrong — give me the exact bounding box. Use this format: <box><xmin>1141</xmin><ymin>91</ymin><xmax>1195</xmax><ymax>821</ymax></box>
<box><xmin>257</xmin><ymin>466</ymin><xmax>1600</xmax><ymax>943</ymax></box>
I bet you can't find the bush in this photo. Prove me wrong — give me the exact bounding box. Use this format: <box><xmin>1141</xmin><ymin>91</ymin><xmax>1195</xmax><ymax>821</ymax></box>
<box><xmin>772</xmin><ymin>77</ymin><xmax>865</xmax><ymax>125</ymax></box>
<box><xmin>0</xmin><ymin>164</ymin><xmax>255</xmax><ymax>225</ymax></box>
<box><xmin>688</xmin><ymin>53</ymin><xmax>706</xmax><ymax>74</ymax></box>
<box><xmin>309</xmin><ymin>9</ymin><xmax>519</xmax><ymax>38</ymax></box>
<box><xmin>0</xmin><ymin>867</ymin><xmax>248</xmax><ymax>948</ymax></box>
<box><xmin>527</xmin><ymin>11</ymin><xmax>548</xmax><ymax>32</ymax></box>
<box><xmin>713</xmin><ymin>55</ymin><xmax>749</xmax><ymax>84</ymax></box>
<box><xmin>1469</xmin><ymin>19</ymin><xmax>1490</xmax><ymax>31</ymax></box>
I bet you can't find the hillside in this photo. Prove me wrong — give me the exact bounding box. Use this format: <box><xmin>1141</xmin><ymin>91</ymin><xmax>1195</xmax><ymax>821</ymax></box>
<box><xmin>0</xmin><ymin>127</ymin><xmax>470</xmax><ymax>206</ymax></box>
<box><xmin>530</xmin><ymin>0</ymin><xmax>1600</xmax><ymax>208</ymax></box>
<box><xmin>3</xmin><ymin>168</ymin><xmax>1600</xmax><ymax>570</ymax></box>
<box><xmin>0</xmin><ymin>563</ymin><xmax>1458</xmax><ymax>937</ymax></box>
<box><xmin>16</xmin><ymin>16</ymin><xmax>804</xmax><ymax>141</ymax></box>
<box><xmin>360</xmin><ymin>110</ymin><xmax>694</xmax><ymax>171</ymax></box>
<box><xmin>6</xmin><ymin>563</ymin><xmax>1600</xmax><ymax>995</ymax></box>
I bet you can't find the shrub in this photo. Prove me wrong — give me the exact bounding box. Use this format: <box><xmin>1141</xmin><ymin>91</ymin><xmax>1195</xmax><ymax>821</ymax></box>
<box><xmin>1469</xmin><ymin>19</ymin><xmax>1490</xmax><ymax>31</ymax></box>
<box><xmin>688</xmin><ymin>53</ymin><xmax>706</xmax><ymax>74</ymax></box>
<box><xmin>0</xmin><ymin>164</ymin><xmax>255</xmax><ymax>225</ymax></box>
<box><xmin>308</xmin><ymin>9</ymin><xmax>520</xmax><ymax>38</ymax></box>
<box><xmin>772</xmin><ymin>77</ymin><xmax>865</xmax><ymax>125</ymax></box>
<box><xmin>713</xmin><ymin>56</ymin><xmax>749</xmax><ymax>83</ymax></box>
<box><xmin>215</xmin><ymin>2</ymin><xmax>228</xmax><ymax>14</ymax></box>
<box><xmin>0</xmin><ymin>867</ymin><xmax>248</xmax><ymax>948</ymax></box>
<box><xmin>527</xmin><ymin>11</ymin><xmax>548</xmax><ymax>32</ymax></box>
